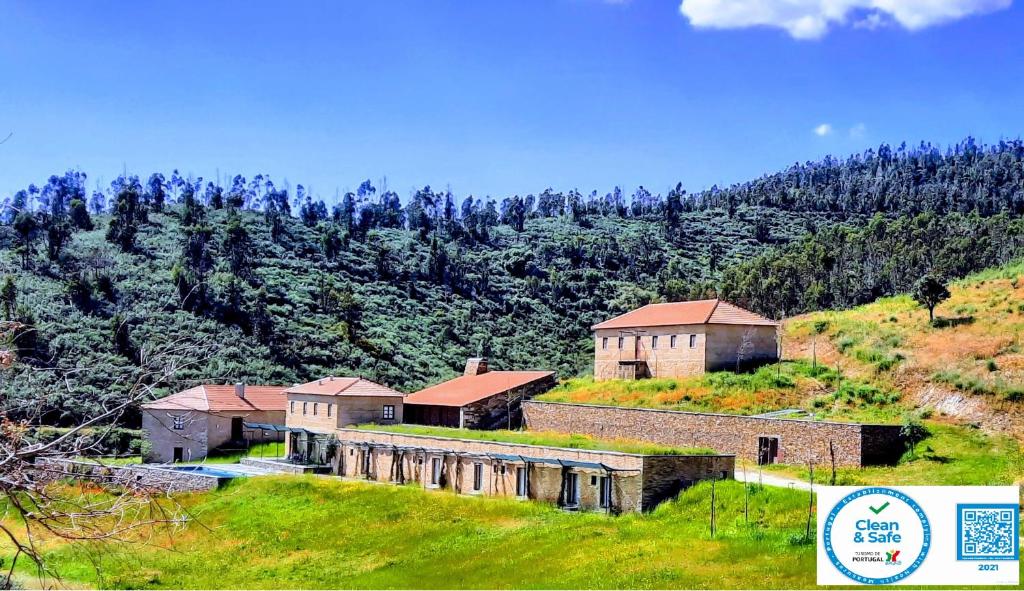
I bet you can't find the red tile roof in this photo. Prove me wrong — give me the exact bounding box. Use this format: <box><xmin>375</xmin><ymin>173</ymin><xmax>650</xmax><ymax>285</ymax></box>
<box><xmin>142</xmin><ymin>385</ymin><xmax>288</xmax><ymax>412</ymax></box>
<box><xmin>592</xmin><ymin>299</ymin><xmax>777</xmax><ymax>330</ymax></box>
<box><xmin>285</xmin><ymin>376</ymin><xmax>405</xmax><ymax>398</ymax></box>
<box><xmin>406</xmin><ymin>371</ymin><xmax>555</xmax><ymax>407</ymax></box>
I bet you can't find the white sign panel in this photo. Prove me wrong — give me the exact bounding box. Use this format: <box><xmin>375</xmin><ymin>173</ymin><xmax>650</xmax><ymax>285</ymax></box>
<box><xmin>817</xmin><ymin>486</ymin><xmax>1019</xmax><ymax>586</ymax></box>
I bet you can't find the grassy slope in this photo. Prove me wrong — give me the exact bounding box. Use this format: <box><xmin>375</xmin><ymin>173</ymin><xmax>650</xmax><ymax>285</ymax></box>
<box><xmin>540</xmin><ymin>261</ymin><xmax>1024</xmax><ymax>431</ymax></box>
<box><xmin>355</xmin><ymin>424</ymin><xmax>714</xmax><ymax>455</ymax></box>
<box><xmin>786</xmin><ymin>260</ymin><xmax>1024</xmax><ymax>435</ymax></box>
<box><xmin>9</xmin><ymin>476</ymin><xmax>816</xmax><ymax>590</ymax></box>
<box><xmin>538</xmin><ymin>361</ymin><xmax>904</xmax><ymax>424</ymax></box>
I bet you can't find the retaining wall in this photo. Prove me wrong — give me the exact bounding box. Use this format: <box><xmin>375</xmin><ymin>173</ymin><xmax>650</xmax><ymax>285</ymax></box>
<box><xmin>522</xmin><ymin>401</ymin><xmax>905</xmax><ymax>467</ymax></box>
<box><xmin>34</xmin><ymin>458</ymin><xmax>224</xmax><ymax>493</ymax></box>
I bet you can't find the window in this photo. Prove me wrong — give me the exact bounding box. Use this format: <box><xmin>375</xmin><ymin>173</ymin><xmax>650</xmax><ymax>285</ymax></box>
<box><xmin>383</xmin><ymin>405</ymin><xmax>395</xmax><ymax>420</ymax></box>
<box><xmin>172</xmin><ymin>415</ymin><xmax>185</xmax><ymax>430</ymax></box>
<box><xmin>689</xmin><ymin>334</ymin><xmax>697</xmax><ymax>348</ymax></box>
<box><xmin>590</xmin><ymin>475</ymin><xmax>597</xmax><ymax>486</ymax></box>
<box><xmin>670</xmin><ymin>335</ymin><xmax>677</xmax><ymax>348</ymax></box>
<box><xmin>472</xmin><ymin>463</ymin><xmax>483</xmax><ymax>492</ymax></box>
<box><xmin>302</xmin><ymin>402</ymin><xmax>308</xmax><ymax>415</ymax></box>
<box><xmin>289</xmin><ymin>401</ymin><xmax>295</xmax><ymax>414</ymax></box>
<box><xmin>651</xmin><ymin>335</ymin><xmax>659</xmax><ymax>349</ymax></box>
<box><xmin>516</xmin><ymin>467</ymin><xmax>528</xmax><ymax>497</ymax></box>
<box><xmin>617</xmin><ymin>336</ymin><xmax>624</xmax><ymax>349</ymax></box>
<box><xmin>599</xmin><ymin>476</ymin><xmax>612</xmax><ymax>509</ymax></box>
<box><xmin>430</xmin><ymin>457</ymin><xmax>442</xmax><ymax>486</ymax></box>
<box><xmin>312</xmin><ymin>402</ymin><xmax>318</xmax><ymax>416</ymax></box>
<box><xmin>601</xmin><ymin>337</ymin><xmax>608</xmax><ymax>350</ymax></box>
<box><xmin>326</xmin><ymin>404</ymin><xmax>332</xmax><ymax>418</ymax></box>
<box><xmin>499</xmin><ymin>464</ymin><xmax>506</xmax><ymax>474</ymax></box>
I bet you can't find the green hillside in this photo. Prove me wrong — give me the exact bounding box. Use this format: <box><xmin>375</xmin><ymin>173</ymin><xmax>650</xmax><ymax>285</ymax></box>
<box><xmin>6</xmin><ymin>138</ymin><xmax>1024</xmax><ymax>426</ymax></box>
<box><xmin>0</xmin><ymin>202</ymin><xmax>827</xmax><ymax>425</ymax></box>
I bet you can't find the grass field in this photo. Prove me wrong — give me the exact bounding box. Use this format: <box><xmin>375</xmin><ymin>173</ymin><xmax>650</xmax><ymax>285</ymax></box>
<box><xmin>6</xmin><ymin>476</ymin><xmax>817</xmax><ymax>589</ymax></box>
<box><xmin>760</xmin><ymin>423</ymin><xmax>1024</xmax><ymax>486</ymax></box>
<box><xmin>357</xmin><ymin>424</ymin><xmax>714</xmax><ymax>455</ymax></box>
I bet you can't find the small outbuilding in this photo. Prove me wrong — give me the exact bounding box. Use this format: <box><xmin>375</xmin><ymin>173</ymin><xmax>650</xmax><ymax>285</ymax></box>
<box><xmin>404</xmin><ymin>358</ymin><xmax>556</xmax><ymax>429</ymax></box>
<box><xmin>142</xmin><ymin>383</ymin><xmax>288</xmax><ymax>463</ymax></box>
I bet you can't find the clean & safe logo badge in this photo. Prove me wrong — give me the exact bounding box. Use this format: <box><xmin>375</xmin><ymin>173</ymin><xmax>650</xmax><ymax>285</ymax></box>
<box><xmin>822</xmin><ymin>487</ymin><xmax>931</xmax><ymax>585</ymax></box>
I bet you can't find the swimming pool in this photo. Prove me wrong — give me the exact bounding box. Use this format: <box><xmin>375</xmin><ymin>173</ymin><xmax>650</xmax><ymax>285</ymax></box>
<box><xmin>170</xmin><ymin>465</ymin><xmax>248</xmax><ymax>479</ymax></box>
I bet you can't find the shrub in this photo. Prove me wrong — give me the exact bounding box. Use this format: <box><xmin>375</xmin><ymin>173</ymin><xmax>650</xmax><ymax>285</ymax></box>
<box><xmin>27</xmin><ymin>426</ymin><xmax>143</xmax><ymax>457</ymax></box>
<box><xmin>986</xmin><ymin>359</ymin><xmax>999</xmax><ymax>372</ymax></box>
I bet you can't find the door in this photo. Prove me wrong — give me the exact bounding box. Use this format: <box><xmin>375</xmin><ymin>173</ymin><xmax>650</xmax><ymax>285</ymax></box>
<box><xmin>172</xmin><ymin>447</ymin><xmax>184</xmax><ymax>463</ymax></box>
<box><xmin>515</xmin><ymin>467</ymin><xmax>528</xmax><ymax>497</ymax></box>
<box><xmin>599</xmin><ymin>476</ymin><xmax>612</xmax><ymax>509</ymax></box>
<box><xmin>563</xmin><ymin>472</ymin><xmax>579</xmax><ymax>508</ymax></box>
<box><xmin>757</xmin><ymin>436</ymin><xmax>779</xmax><ymax>465</ymax></box>
<box><xmin>231</xmin><ymin>417</ymin><xmax>244</xmax><ymax>442</ymax></box>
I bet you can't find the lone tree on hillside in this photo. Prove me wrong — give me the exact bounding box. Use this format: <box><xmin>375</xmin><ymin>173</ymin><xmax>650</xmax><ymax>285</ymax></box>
<box><xmin>912</xmin><ymin>274</ymin><xmax>951</xmax><ymax>322</ymax></box>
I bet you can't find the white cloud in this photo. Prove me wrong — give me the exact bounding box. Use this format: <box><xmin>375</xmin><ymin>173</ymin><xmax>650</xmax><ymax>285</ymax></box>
<box><xmin>678</xmin><ymin>0</ymin><xmax>1011</xmax><ymax>39</ymax></box>
<box><xmin>850</xmin><ymin>122</ymin><xmax>867</xmax><ymax>138</ymax></box>
<box><xmin>814</xmin><ymin>123</ymin><xmax>833</xmax><ymax>136</ymax></box>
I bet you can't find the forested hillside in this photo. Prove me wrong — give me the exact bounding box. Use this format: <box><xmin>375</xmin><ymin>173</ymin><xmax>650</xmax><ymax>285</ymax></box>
<box><xmin>3</xmin><ymin>137</ymin><xmax>1024</xmax><ymax>426</ymax></box>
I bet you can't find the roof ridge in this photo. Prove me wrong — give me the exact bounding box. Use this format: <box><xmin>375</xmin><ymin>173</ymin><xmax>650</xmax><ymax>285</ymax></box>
<box><xmin>703</xmin><ymin>299</ymin><xmax>720</xmax><ymax>324</ymax></box>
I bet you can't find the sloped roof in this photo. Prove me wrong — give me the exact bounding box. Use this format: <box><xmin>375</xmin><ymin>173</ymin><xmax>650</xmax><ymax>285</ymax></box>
<box><xmin>285</xmin><ymin>376</ymin><xmax>405</xmax><ymax>398</ymax></box>
<box><xmin>592</xmin><ymin>299</ymin><xmax>777</xmax><ymax>330</ymax></box>
<box><xmin>142</xmin><ymin>385</ymin><xmax>288</xmax><ymax>412</ymax></box>
<box><xmin>405</xmin><ymin>371</ymin><xmax>555</xmax><ymax>407</ymax></box>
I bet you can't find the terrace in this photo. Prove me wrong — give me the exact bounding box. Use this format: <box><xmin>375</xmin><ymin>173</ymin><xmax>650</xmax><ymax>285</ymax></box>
<box><xmin>353</xmin><ymin>423</ymin><xmax>715</xmax><ymax>456</ymax></box>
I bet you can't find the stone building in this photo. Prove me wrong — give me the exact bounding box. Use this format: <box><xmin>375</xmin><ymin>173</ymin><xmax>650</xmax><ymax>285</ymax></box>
<box><xmin>321</xmin><ymin>427</ymin><xmax>735</xmax><ymax>513</ymax></box>
<box><xmin>284</xmin><ymin>376</ymin><xmax>406</xmax><ymax>464</ymax></box>
<box><xmin>404</xmin><ymin>358</ymin><xmax>556</xmax><ymax>429</ymax></box>
<box><xmin>523</xmin><ymin>401</ymin><xmax>906</xmax><ymax>467</ymax></box>
<box><xmin>142</xmin><ymin>383</ymin><xmax>287</xmax><ymax>463</ymax></box>
<box><xmin>592</xmin><ymin>299</ymin><xmax>779</xmax><ymax>380</ymax></box>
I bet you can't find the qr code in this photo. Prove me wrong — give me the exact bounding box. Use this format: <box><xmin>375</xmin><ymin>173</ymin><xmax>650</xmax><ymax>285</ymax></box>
<box><xmin>957</xmin><ymin>504</ymin><xmax>1019</xmax><ymax>561</ymax></box>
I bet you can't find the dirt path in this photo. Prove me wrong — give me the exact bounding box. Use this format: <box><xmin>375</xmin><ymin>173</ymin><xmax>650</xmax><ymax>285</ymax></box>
<box><xmin>734</xmin><ymin>468</ymin><xmax>813</xmax><ymax>491</ymax></box>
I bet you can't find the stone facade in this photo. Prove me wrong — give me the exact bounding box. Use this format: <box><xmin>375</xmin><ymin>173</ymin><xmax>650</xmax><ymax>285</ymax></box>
<box><xmin>142</xmin><ymin>408</ymin><xmax>283</xmax><ymax>463</ymax></box>
<box><xmin>594</xmin><ymin>324</ymin><xmax>778</xmax><ymax>380</ymax></box>
<box><xmin>449</xmin><ymin>374</ymin><xmax>558</xmax><ymax>430</ymax></box>
<box><xmin>286</xmin><ymin>393</ymin><xmax>403</xmax><ymax>430</ymax></box>
<box><xmin>34</xmin><ymin>457</ymin><xmax>224</xmax><ymax>493</ymax></box>
<box><xmin>522</xmin><ymin>401</ymin><xmax>906</xmax><ymax>467</ymax></box>
<box><xmin>314</xmin><ymin>428</ymin><xmax>734</xmax><ymax>513</ymax></box>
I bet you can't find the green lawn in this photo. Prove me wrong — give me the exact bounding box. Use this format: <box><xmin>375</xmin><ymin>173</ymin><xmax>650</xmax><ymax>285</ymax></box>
<box><xmin>355</xmin><ymin>424</ymin><xmax>714</xmax><ymax>455</ymax></box>
<box><xmin>763</xmin><ymin>423</ymin><xmax>1024</xmax><ymax>486</ymax></box>
<box><xmin>9</xmin><ymin>476</ymin><xmax>817</xmax><ymax>589</ymax></box>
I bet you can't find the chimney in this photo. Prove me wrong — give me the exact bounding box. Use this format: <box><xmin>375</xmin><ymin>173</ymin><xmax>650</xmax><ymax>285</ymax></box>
<box><xmin>464</xmin><ymin>357</ymin><xmax>489</xmax><ymax>376</ymax></box>
<box><xmin>235</xmin><ymin>382</ymin><xmax>245</xmax><ymax>399</ymax></box>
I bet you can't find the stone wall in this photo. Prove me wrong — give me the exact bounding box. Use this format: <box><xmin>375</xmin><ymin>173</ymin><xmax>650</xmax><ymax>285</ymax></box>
<box><xmin>143</xmin><ymin>410</ymin><xmax>209</xmax><ymax>463</ymax></box>
<box><xmin>523</xmin><ymin>401</ymin><xmax>905</xmax><ymax>467</ymax></box>
<box><xmin>143</xmin><ymin>409</ymin><xmax>283</xmax><ymax>463</ymax></box>
<box><xmin>460</xmin><ymin>373</ymin><xmax>558</xmax><ymax>429</ymax></box>
<box><xmin>34</xmin><ymin>458</ymin><xmax>223</xmax><ymax>493</ymax></box>
<box><xmin>704</xmin><ymin>324</ymin><xmax>778</xmax><ymax>371</ymax></box>
<box><xmin>593</xmin><ymin>323</ymin><xmax>779</xmax><ymax>379</ymax></box>
<box><xmin>594</xmin><ymin>326</ymin><xmax>708</xmax><ymax>380</ymax></box>
<box><xmin>641</xmin><ymin>455</ymin><xmax>735</xmax><ymax>510</ymax></box>
<box><xmin>287</xmin><ymin>394</ymin><xmax>404</xmax><ymax>431</ymax></box>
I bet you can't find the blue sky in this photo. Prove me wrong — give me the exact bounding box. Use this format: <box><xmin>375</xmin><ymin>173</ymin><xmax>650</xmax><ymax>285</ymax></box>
<box><xmin>1</xmin><ymin>0</ymin><xmax>1022</xmax><ymax>201</ymax></box>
